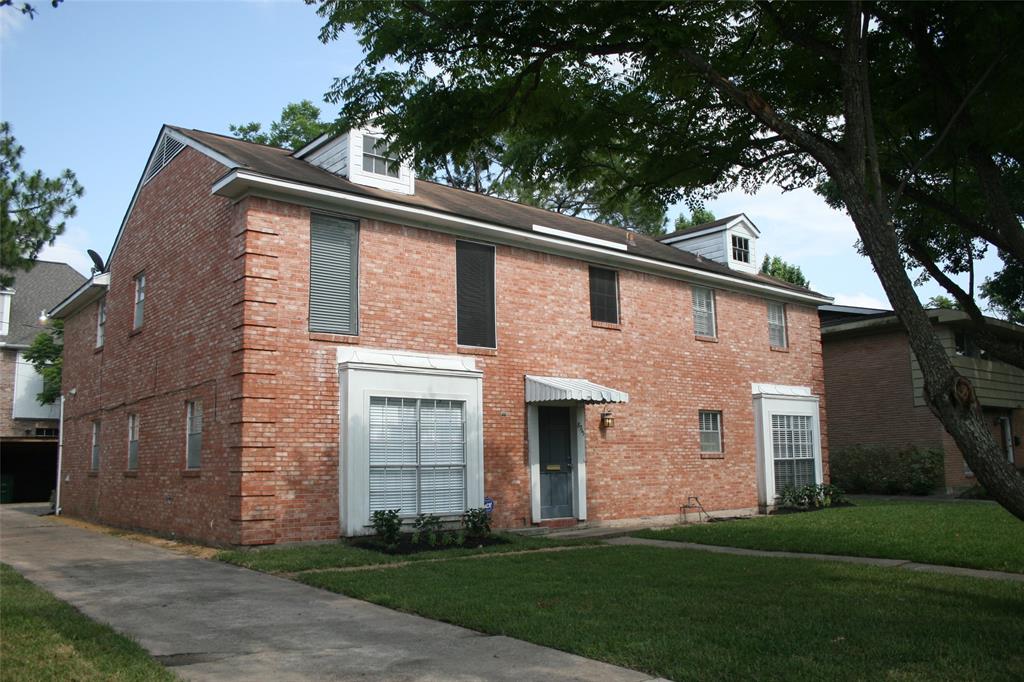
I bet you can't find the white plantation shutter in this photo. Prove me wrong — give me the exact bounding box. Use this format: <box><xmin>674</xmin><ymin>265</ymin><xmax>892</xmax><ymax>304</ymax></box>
<box><xmin>692</xmin><ymin>287</ymin><xmax>716</xmax><ymax>337</ymax></box>
<box><xmin>768</xmin><ymin>302</ymin><xmax>787</xmax><ymax>348</ymax></box>
<box><xmin>368</xmin><ymin>397</ymin><xmax>466</xmax><ymax>515</ymax></box>
<box><xmin>699</xmin><ymin>410</ymin><xmax>722</xmax><ymax>453</ymax></box>
<box><xmin>772</xmin><ymin>414</ymin><xmax>815</xmax><ymax>494</ymax></box>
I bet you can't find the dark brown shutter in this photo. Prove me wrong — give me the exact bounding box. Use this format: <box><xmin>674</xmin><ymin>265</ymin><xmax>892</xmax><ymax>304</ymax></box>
<box><xmin>456</xmin><ymin>241</ymin><xmax>496</xmax><ymax>347</ymax></box>
<box><xmin>589</xmin><ymin>267</ymin><xmax>619</xmax><ymax>324</ymax></box>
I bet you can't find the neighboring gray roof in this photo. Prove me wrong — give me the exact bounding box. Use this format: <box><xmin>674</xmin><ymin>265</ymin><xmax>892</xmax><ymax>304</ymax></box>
<box><xmin>820</xmin><ymin>308</ymin><xmax>1024</xmax><ymax>339</ymax></box>
<box><xmin>170</xmin><ymin>127</ymin><xmax>825</xmax><ymax>299</ymax></box>
<box><xmin>656</xmin><ymin>214</ymin><xmax>746</xmax><ymax>242</ymax></box>
<box><xmin>2</xmin><ymin>261</ymin><xmax>87</xmax><ymax>346</ymax></box>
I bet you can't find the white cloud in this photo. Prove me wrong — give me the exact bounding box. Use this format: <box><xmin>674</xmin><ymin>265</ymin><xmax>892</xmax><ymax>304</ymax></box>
<box><xmin>0</xmin><ymin>4</ymin><xmax>30</xmax><ymax>39</ymax></box>
<box><xmin>831</xmin><ymin>292</ymin><xmax>891</xmax><ymax>310</ymax></box>
<box><xmin>38</xmin><ymin>227</ymin><xmax>94</xmax><ymax>277</ymax></box>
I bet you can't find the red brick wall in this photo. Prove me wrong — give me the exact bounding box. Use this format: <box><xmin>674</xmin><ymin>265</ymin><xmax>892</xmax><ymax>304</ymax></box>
<box><xmin>59</xmin><ymin>149</ymin><xmax>245</xmax><ymax>544</ymax></box>
<box><xmin>243</xmin><ymin>198</ymin><xmax>828</xmax><ymax>543</ymax></box>
<box><xmin>60</xmin><ymin>154</ymin><xmax>828</xmax><ymax>546</ymax></box>
<box><xmin>941</xmin><ymin>407</ymin><xmax>1023</xmax><ymax>491</ymax></box>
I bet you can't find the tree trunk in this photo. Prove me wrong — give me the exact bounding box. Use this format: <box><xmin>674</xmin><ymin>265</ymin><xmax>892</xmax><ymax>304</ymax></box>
<box><xmin>837</xmin><ymin>173</ymin><xmax>1024</xmax><ymax>520</ymax></box>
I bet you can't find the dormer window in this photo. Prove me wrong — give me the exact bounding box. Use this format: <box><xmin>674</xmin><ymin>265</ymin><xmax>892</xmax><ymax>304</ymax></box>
<box><xmin>362</xmin><ymin>135</ymin><xmax>400</xmax><ymax>178</ymax></box>
<box><xmin>731</xmin><ymin>235</ymin><xmax>751</xmax><ymax>263</ymax></box>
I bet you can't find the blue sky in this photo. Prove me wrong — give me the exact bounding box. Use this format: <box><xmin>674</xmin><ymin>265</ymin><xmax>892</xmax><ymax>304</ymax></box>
<box><xmin>2</xmin><ymin>0</ymin><xmax>1000</xmax><ymax>309</ymax></box>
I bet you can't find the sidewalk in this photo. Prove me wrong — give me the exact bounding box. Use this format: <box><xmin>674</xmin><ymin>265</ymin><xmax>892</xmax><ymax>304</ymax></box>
<box><xmin>1</xmin><ymin>505</ymin><xmax>662</xmax><ymax>682</ymax></box>
<box><xmin>609</xmin><ymin>536</ymin><xmax>1024</xmax><ymax>583</ymax></box>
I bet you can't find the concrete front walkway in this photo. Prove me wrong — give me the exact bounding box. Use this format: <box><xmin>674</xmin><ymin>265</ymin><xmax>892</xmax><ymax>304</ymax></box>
<box><xmin>610</xmin><ymin>536</ymin><xmax>1024</xmax><ymax>583</ymax></box>
<box><xmin>1</xmin><ymin>505</ymin><xmax>661</xmax><ymax>682</ymax></box>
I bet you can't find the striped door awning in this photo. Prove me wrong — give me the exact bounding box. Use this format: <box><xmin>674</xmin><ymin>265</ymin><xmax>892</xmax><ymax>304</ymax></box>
<box><xmin>525</xmin><ymin>376</ymin><xmax>629</xmax><ymax>404</ymax></box>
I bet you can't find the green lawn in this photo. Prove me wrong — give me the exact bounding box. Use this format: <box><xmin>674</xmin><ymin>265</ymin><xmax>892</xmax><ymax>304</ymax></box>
<box><xmin>216</xmin><ymin>532</ymin><xmax>598</xmax><ymax>573</ymax></box>
<box><xmin>298</xmin><ymin>545</ymin><xmax>1024</xmax><ymax>682</ymax></box>
<box><xmin>0</xmin><ymin>564</ymin><xmax>176</xmax><ymax>682</ymax></box>
<box><xmin>636</xmin><ymin>499</ymin><xmax>1024</xmax><ymax>573</ymax></box>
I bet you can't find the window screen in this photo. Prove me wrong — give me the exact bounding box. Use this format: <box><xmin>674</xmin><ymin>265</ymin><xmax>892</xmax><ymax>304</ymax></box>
<box><xmin>369</xmin><ymin>397</ymin><xmax>467</xmax><ymax>516</ymax></box>
<box><xmin>309</xmin><ymin>214</ymin><xmax>358</xmax><ymax>335</ymax></box>
<box><xmin>692</xmin><ymin>286</ymin><xmax>716</xmax><ymax>337</ymax></box>
<box><xmin>589</xmin><ymin>267</ymin><xmax>619</xmax><ymax>324</ymax></box>
<box><xmin>456</xmin><ymin>241</ymin><xmax>496</xmax><ymax>347</ymax></box>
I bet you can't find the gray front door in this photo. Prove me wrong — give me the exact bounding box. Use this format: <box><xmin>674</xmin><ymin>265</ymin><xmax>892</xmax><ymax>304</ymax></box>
<box><xmin>539</xmin><ymin>406</ymin><xmax>573</xmax><ymax>519</ymax></box>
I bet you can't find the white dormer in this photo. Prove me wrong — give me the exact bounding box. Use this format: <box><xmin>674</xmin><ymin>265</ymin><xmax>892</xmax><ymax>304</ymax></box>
<box><xmin>658</xmin><ymin>214</ymin><xmax>760</xmax><ymax>274</ymax></box>
<box><xmin>294</xmin><ymin>126</ymin><xmax>416</xmax><ymax>195</ymax></box>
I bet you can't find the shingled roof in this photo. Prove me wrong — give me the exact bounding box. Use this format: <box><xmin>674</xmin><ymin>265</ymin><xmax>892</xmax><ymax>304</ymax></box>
<box><xmin>2</xmin><ymin>261</ymin><xmax>86</xmax><ymax>347</ymax></box>
<box><xmin>169</xmin><ymin>126</ymin><xmax>825</xmax><ymax>299</ymax></box>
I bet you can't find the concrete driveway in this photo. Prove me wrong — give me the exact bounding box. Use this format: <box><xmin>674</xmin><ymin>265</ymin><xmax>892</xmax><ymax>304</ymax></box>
<box><xmin>1</xmin><ymin>505</ymin><xmax>660</xmax><ymax>681</ymax></box>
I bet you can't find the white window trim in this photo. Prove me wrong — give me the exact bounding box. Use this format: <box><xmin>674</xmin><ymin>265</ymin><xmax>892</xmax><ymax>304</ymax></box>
<box><xmin>361</xmin><ymin>134</ymin><xmax>400</xmax><ymax>178</ymax></box>
<box><xmin>91</xmin><ymin>421</ymin><xmax>101</xmax><ymax>471</ymax></box>
<box><xmin>0</xmin><ymin>290</ymin><xmax>12</xmax><ymax>336</ymax></box>
<box><xmin>127</xmin><ymin>413</ymin><xmax>139</xmax><ymax>470</ymax></box>
<box><xmin>338</xmin><ymin>347</ymin><xmax>484</xmax><ymax>536</ymax></box>
<box><xmin>731</xmin><ymin>234</ymin><xmax>751</xmax><ymax>264</ymax></box>
<box><xmin>752</xmin><ymin>390</ymin><xmax>822</xmax><ymax>510</ymax></box>
<box><xmin>698</xmin><ymin>410</ymin><xmax>723</xmax><ymax>454</ymax></box>
<box><xmin>186</xmin><ymin>400</ymin><xmax>202</xmax><ymax>470</ymax></box>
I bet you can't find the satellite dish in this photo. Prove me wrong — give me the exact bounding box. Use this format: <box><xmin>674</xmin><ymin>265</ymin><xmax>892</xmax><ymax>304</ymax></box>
<box><xmin>87</xmin><ymin>249</ymin><xmax>105</xmax><ymax>274</ymax></box>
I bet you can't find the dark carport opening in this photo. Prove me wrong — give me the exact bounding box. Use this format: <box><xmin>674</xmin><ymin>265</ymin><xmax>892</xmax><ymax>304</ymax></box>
<box><xmin>1</xmin><ymin>441</ymin><xmax>58</xmax><ymax>503</ymax></box>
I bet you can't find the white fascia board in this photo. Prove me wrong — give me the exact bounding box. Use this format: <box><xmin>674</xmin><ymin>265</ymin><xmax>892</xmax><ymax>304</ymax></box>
<box><xmin>49</xmin><ymin>272</ymin><xmax>110</xmax><ymax>319</ymax></box>
<box><xmin>660</xmin><ymin>224</ymin><xmax>726</xmax><ymax>244</ymax></box>
<box><xmin>212</xmin><ymin>170</ymin><xmax>833</xmax><ymax>306</ymax></box>
<box><xmin>106</xmin><ymin>126</ymin><xmax>241</xmax><ymax>270</ymax></box>
<box><xmin>531</xmin><ymin>224</ymin><xmax>628</xmax><ymax>251</ymax></box>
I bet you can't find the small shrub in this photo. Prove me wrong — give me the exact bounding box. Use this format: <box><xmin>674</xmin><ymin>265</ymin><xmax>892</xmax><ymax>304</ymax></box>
<box><xmin>371</xmin><ymin>509</ymin><xmax>402</xmax><ymax>547</ymax></box>
<box><xmin>830</xmin><ymin>446</ymin><xmax>943</xmax><ymax>495</ymax></box>
<box><xmin>778</xmin><ymin>483</ymin><xmax>847</xmax><ymax>510</ymax></box>
<box><xmin>412</xmin><ymin>513</ymin><xmax>455</xmax><ymax>547</ymax></box>
<box><xmin>462</xmin><ymin>507</ymin><xmax>492</xmax><ymax>538</ymax></box>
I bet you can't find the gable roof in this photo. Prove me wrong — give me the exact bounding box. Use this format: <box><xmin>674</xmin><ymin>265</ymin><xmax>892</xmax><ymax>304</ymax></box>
<box><xmin>657</xmin><ymin>214</ymin><xmax>747</xmax><ymax>242</ymax></box>
<box><xmin>2</xmin><ymin>261</ymin><xmax>86</xmax><ymax>347</ymax></box>
<box><xmin>110</xmin><ymin>126</ymin><xmax>829</xmax><ymax>304</ymax></box>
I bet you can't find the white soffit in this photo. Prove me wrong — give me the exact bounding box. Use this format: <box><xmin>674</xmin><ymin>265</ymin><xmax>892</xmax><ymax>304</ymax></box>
<box><xmin>525</xmin><ymin>375</ymin><xmax>629</xmax><ymax>404</ymax></box>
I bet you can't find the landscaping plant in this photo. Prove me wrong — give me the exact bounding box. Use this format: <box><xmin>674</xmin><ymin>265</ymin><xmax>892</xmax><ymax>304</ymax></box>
<box><xmin>370</xmin><ymin>509</ymin><xmax>402</xmax><ymax>548</ymax></box>
<box><xmin>462</xmin><ymin>507</ymin><xmax>491</xmax><ymax>539</ymax></box>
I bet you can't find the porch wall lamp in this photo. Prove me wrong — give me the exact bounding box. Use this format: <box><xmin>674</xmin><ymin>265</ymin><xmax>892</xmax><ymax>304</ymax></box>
<box><xmin>600</xmin><ymin>411</ymin><xmax>615</xmax><ymax>429</ymax></box>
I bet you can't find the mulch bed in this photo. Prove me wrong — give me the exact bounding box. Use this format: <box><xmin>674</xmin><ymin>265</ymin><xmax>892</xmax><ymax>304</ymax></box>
<box><xmin>349</xmin><ymin>534</ymin><xmax>509</xmax><ymax>555</ymax></box>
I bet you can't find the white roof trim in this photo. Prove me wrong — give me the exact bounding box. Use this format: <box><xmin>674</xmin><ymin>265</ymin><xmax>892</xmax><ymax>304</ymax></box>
<box><xmin>49</xmin><ymin>272</ymin><xmax>110</xmax><ymax>319</ymax></box>
<box><xmin>525</xmin><ymin>375</ymin><xmax>629</xmax><ymax>404</ymax></box>
<box><xmin>337</xmin><ymin>346</ymin><xmax>481</xmax><ymax>376</ymax></box>
<box><xmin>531</xmin><ymin>224</ymin><xmax>628</xmax><ymax>251</ymax></box>
<box><xmin>292</xmin><ymin>133</ymin><xmax>332</xmax><ymax>159</ymax></box>
<box><xmin>660</xmin><ymin>214</ymin><xmax>760</xmax><ymax>245</ymax></box>
<box><xmin>212</xmin><ymin>170</ymin><xmax>832</xmax><ymax>305</ymax></box>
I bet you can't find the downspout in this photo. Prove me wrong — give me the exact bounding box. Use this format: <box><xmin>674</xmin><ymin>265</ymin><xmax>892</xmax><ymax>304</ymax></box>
<box><xmin>55</xmin><ymin>394</ymin><xmax>64</xmax><ymax>515</ymax></box>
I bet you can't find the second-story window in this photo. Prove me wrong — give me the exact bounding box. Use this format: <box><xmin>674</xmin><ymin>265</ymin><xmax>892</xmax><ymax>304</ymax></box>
<box><xmin>731</xmin><ymin>235</ymin><xmax>751</xmax><ymax>263</ymax></box>
<box><xmin>186</xmin><ymin>400</ymin><xmax>203</xmax><ymax>470</ymax></box>
<box><xmin>456</xmin><ymin>240</ymin><xmax>496</xmax><ymax>348</ymax></box>
<box><xmin>309</xmin><ymin>214</ymin><xmax>359</xmax><ymax>335</ymax></box>
<box><xmin>589</xmin><ymin>267</ymin><xmax>619</xmax><ymax>324</ymax></box>
<box><xmin>96</xmin><ymin>298</ymin><xmax>106</xmax><ymax>348</ymax></box>
<box><xmin>127</xmin><ymin>413</ymin><xmax>139</xmax><ymax>470</ymax></box>
<box><xmin>692</xmin><ymin>286</ymin><xmax>717</xmax><ymax>338</ymax></box>
<box><xmin>91</xmin><ymin>420</ymin><xmax>101</xmax><ymax>470</ymax></box>
<box><xmin>133</xmin><ymin>273</ymin><xmax>146</xmax><ymax>330</ymax></box>
<box><xmin>362</xmin><ymin>135</ymin><xmax>400</xmax><ymax>178</ymax></box>
<box><xmin>768</xmin><ymin>301</ymin><xmax>788</xmax><ymax>348</ymax></box>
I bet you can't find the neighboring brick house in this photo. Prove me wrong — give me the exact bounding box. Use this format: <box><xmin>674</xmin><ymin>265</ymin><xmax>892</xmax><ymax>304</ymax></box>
<box><xmin>51</xmin><ymin>125</ymin><xmax>832</xmax><ymax>546</ymax></box>
<box><xmin>820</xmin><ymin>305</ymin><xmax>1023</xmax><ymax>492</ymax></box>
<box><xmin>1</xmin><ymin>261</ymin><xmax>86</xmax><ymax>502</ymax></box>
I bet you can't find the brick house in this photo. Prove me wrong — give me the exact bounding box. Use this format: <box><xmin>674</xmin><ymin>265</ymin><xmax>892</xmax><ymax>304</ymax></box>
<box><xmin>51</xmin><ymin>125</ymin><xmax>831</xmax><ymax>545</ymax></box>
<box><xmin>820</xmin><ymin>305</ymin><xmax>1023</xmax><ymax>492</ymax></box>
<box><xmin>1</xmin><ymin>261</ymin><xmax>86</xmax><ymax>502</ymax></box>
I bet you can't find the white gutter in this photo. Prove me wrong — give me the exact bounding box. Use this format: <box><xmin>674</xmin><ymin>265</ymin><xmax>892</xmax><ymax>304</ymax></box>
<box><xmin>213</xmin><ymin>170</ymin><xmax>832</xmax><ymax>306</ymax></box>
<box><xmin>49</xmin><ymin>272</ymin><xmax>110</xmax><ymax>319</ymax></box>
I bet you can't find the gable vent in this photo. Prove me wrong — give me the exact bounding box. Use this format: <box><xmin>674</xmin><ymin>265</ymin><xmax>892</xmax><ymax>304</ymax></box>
<box><xmin>143</xmin><ymin>134</ymin><xmax>186</xmax><ymax>184</ymax></box>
